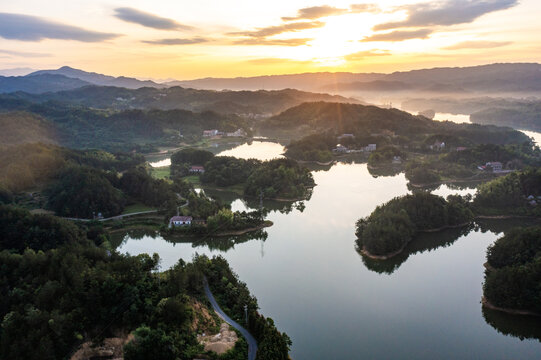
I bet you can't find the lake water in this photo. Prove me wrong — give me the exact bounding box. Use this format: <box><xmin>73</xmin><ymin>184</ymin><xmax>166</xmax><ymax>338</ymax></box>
<box><xmin>434</xmin><ymin>113</ymin><xmax>471</xmax><ymax>123</ymax></box>
<box><xmin>121</xmin><ymin>143</ymin><xmax>541</xmax><ymax>359</ymax></box>
<box><xmin>148</xmin><ymin>141</ymin><xmax>285</xmax><ymax>167</ymax></box>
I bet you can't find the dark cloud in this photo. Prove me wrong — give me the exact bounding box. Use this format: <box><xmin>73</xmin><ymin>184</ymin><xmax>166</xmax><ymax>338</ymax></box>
<box><xmin>375</xmin><ymin>0</ymin><xmax>519</xmax><ymax>30</ymax></box>
<box><xmin>0</xmin><ymin>13</ymin><xmax>119</xmax><ymax>42</ymax></box>
<box><xmin>142</xmin><ymin>37</ymin><xmax>208</xmax><ymax>45</ymax></box>
<box><xmin>361</xmin><ymin>29</ymin><xmax>433</xmax><ymax>42</ymax></box>
<box><xmin>444</xmin><ymin>40</ymin><xmax>512</xmax><ymax>49</ymax></box>
<box><xmin>230</xmin><ymin>21</ymin><xmax>324</xmax><ymax>38</ymax></box>
<box><xmin>114</xmin><ymin>7</ymin><xmax>193</xmax><ymax>31</ymax></box>
<box><xmin>234</xmin><ymin>38</ymin><xmax>312</xmax><ymax>46</ymax></box>
<box><xmin>344</xmin><ymin>50</ymin><xmax>390</xmax><ymax>61</ymax></box>
<box><xmin>0</xmin><ymin>49</ymin><xmax>51</xmax><ymax>57</ymax></box>
<box><xmin>282</xmin><ymin>6</ymin><xmax>349</xmax><ymax>21</ymax></box>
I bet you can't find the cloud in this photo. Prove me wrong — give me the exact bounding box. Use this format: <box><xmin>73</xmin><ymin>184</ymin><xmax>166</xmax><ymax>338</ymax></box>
<box><xmin>361</xmin><ymin>29</ymin><xmax>433</xmax><ymax>42</ymax></box>
<box><xmin>230</xmin><ymin>21</ymin><xmax>324</xmax><ymax>38</ymax></box>
<box><xmin>114</xmin><ymin>7</ymin><xmax>193</xmax><ymax>30</ymax></box>
<box><xmin>344</xmin><ymin>50</ymin><xmax>390</xmax><ymax>61</ymax></box>
<box><xmin>444</xmin><ymin>40</ymin><xmax>512</xmax><ymax>49</ymax></box>
<box><xmin>350</xmin><ymin>4</ymin><xmax>381</xmax><ymax>13</ymax></box>
<box><xmin>0</xmin><ymin>49</ymin><xmax>51</xmax><ymax>57</ymax></box>
<box><xmin>234</xmin><ymin>38</ymin><xmax>312</xmax><ymax>46</ymax></box>
<box><xmin>282</xmin><ymin>6</ymin><xmax>349</xmax><ymax>21</ymax></box>
<box><xmin>282</xmin><ymin>4</ymin><xmax>380</xmax><ymax>21</ymax></box>
<box><xmin>142</xmin><ymin>37</ymin><xmax>208</xmax><ymax>45</ymax></box>
<box><xmin>0</xmin><ymin>13</ymin><xmax>119</xmax><ymax>42</ymax></box>
<box><xmin>374</xmin><ymin>0</ymin><xmax>519</xmax><ymax>30</ymax></box>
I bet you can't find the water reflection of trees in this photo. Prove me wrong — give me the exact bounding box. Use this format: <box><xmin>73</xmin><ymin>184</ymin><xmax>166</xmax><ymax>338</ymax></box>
<box><xmin>482</xmin><ymin>307</ymin><xmax>541</xmax><ymax>342</ymax></box>
<box><xmin>357</xmin><ymin>217</ymin><xmax>541</xmax><ymax>343</ymax></box>
<box><xmin>358</xmin><ymin>219</ymin><xmax>541</xmax><ymax>275</ymax></box>
<box><xmin>357</xmin><ymin>224</ymin><xmax>473</xmax><ymax>275</ymax></box>
<box><xmin>407</xmin><ymin>181</ymin><xmax>480</xmax><ymax>193</ymax></box>
<box><xmin>165</xmin><ymin>229</ymin><xmax>269</xmax><ymax>252</ymax></box>
<box><xmin>204</xmin><ymin>188</ymin><xmax>309</xmax><ymax>215</ymax></box>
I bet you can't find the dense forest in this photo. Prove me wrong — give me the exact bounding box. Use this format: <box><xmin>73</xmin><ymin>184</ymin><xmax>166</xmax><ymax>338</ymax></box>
<box><xmin>277</xmin><ymin>102</ymin><xmax>530</xmax><ymax>166</ymax></box>
<box><xmin>0</xmin><ymin>143</ymin><xmax>145</xmax><ymax>193</ymax></box>
<box><xmin>0</xmin><ymin>206</ymin><xmax>290</xmax><ymax>360</ymax></box>
<box><xmin>355</xmin><ymin>192</ymin><xmax>474</xmax><ymax>257</ymax></box>
<box><xmin>0</xmin><ymin>98</ymin><xmax>250</xmax><ymax>151</ymax></box>
<box><xmin>483</xmin><ymin>227</ymin><xmax>541</xmax><ymax>314</ymax></box>
<box><xmin>473</xmin><ymin>167</ymin><xmax>541</xmax><ymax>216</ymax></box>
<box><xmin>1</xmin><ymin>83</ymin><xmax>355</xmax><ymax>114</ymax></box>
<box><xmin>471</xmin><ymin>102</ymin><xmax>541</xmax><ymax>132</ymax></box>
<box><xmin>170</xmin><ymin>149</ymin><xmax>315</xmax><ymax>200</ymax></box>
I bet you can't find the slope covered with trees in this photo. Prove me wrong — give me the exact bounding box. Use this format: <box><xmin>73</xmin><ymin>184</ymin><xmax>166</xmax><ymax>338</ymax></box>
<box><xmin>484</xmin><ymin>227</ymin><xmax>541</xmax><ymax>314</ymax></box>
<box><xmin>355</xmin><ymin>193</ymin><xmax>474</xmax><ymax>257</ymax></box>
<box><xmin>0</xmin><ymin>207</ymin><xmax>290</xmax><ymax>360</ymax></box>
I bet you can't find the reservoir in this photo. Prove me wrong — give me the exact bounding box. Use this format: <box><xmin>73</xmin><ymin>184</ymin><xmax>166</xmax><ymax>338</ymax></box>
<box><xmin>117</xmin><ymin>141</ymin><xmax>541</xmax><ymax>360</ymax></box>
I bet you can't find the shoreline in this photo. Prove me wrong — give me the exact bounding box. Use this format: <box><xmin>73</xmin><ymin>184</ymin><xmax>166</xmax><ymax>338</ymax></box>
<box><xmin>360</xmin><ymin>222</ymin><xmax>471</xmax><ymax>260</ymax></box>
<box><xmin>211</xmin><ymin>221</ymin><xmax>273</xmax><ymax>236</ymax></box>
<box><xmin>481</xmin><ymin>297</ymin><xmax>541</xmax><ymax>317</ymax></box>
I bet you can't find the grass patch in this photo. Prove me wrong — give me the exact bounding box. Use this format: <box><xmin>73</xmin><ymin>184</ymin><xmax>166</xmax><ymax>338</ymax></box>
<box><xmin>150</xmin><ymin>166</ymin><xmax>170</xmax><ymax>180</ymax></box>
<box><xmin>122</xmin><ymin>203</ymin><xmax>157</xmax><ymax>215</ymax></box>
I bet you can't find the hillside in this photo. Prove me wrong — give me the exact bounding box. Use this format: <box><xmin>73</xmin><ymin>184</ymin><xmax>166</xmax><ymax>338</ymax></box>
<box><xmin>470</xmin><ymin>103</ymin><xmax>541</xmax><ymax>132</ymax></box>
<box><xmin>3</xmin><ymin>85</ymin><xmax>359</xmax><ymax>115</ymax></box>
<box><xmin>264</xmin><ymin>101</ymin><xmax>529</xmax><ymax>144</ymax></box>
<box><xmin>0</xmin><ymin>97</ymin><xmax>250</xmax><ymax>151</ymax></box>
<box><xmin>0</xmin><ymin>112</ymin><xmax>57</xmax><ymax>146</ymax></box>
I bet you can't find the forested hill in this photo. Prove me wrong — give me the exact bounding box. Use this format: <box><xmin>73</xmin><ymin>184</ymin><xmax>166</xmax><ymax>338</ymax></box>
<box><xmin>0</xmin><ymin>112</ymin><xmax>58</xmax><ymax>146</ymax></box>
<box><xmin>263</xmin><ymin>101</ymin><xmax>530</xmax><ymax>145</ymax></box>
<box><xmin>0</xmin><ymin>99</ymin><xmax>249</xmax><ymax>151</ymax></box>
<box><xmin>2</xmin><ymin>85</ymin><xmax>358</xmax><ymax>115</ymax></box>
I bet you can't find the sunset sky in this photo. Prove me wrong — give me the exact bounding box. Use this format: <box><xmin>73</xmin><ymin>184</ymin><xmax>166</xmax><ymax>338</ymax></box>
<box><xmin>1</xmin><ymin>0</ymin><xmax>539</xmax><ymax>80</ymax></box>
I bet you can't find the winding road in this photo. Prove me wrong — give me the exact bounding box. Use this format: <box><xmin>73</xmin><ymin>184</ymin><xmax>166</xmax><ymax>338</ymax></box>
<box><xmin>203</xmin><ymin>279</ymin><xmax>258</xmax><ymax>360</ymax></box>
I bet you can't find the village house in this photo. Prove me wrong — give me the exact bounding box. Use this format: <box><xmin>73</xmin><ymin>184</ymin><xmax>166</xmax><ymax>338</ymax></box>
<box><xmin>333</xmin><ymin>144</ymin><xmax>348</xmax><ymax>153</ymax></box>
<box><xmin>430</xmin><ymin>141</ymin><xmax>445</xmax><ymax>151</ymax></box>
<box><xmin>189</xmin><ymin>165</ymin><xmax>205</xmax><ymax>174</ymax></box>
<box><xmin>226</xmin><ymin>128</ymin><xmax>247</xmax><ymax>137</ymax></box>
<box><xmin>364</xmin><ymin>144</ymin><xmax>377</xmax><ymax>152</ymax></box>
<box><xmin>486</xmin><ymin>162</ymin><xmax>503</xmax><ymax>172</ymax></box>
<box><xmin>203</xmin><ymin>129</ymin><xmax>219</xmax><ymax>137</ymax></box>
<box><xmin>169</xmin><ymin>216</ymin><xmax>193</xmax><ymax>228</ymax></box>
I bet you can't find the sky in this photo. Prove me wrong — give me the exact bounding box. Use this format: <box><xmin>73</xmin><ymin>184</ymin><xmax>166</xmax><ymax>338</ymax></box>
<box><xmin>0</xmin><ymin>0</ymin><xmax>540</xmax><ymax>80</ymax></box>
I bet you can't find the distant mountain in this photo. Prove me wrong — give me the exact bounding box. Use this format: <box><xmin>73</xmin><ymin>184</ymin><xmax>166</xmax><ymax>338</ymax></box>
<box><xmin>168</xmin><ymin>72</ymin><xmax>385</xmax><ymax>91</ymax></box>
<box><xmin>173</xmin><ymin>63</ymin><xmax>541</xmax><ymax>94</ymax></box>
<box><xmin>29</xmin><ymin>66</ymin><xmax>164</xmax><ymax>89</ymax></box>
<box><xmin>7</xmin><ymin>85</ymin><xmax>360</xmax><ymax>115</ymax></box>
<box><xmin>0</xmin><ymin>74</ymin><xmax>91</xmax><ymax>94</ymax></box>
<box><xmin>0</xmin><ymin>68</ymin><xmax>35</xmax><ymax>77</ymax></box>
<box><xmin>320</xmin><ymin>80</ymin><xmax>414</xmax><ymax>92</ymax></box>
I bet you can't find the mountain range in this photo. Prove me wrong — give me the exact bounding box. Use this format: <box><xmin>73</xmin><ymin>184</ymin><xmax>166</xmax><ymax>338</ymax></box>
<box><xmin>1</xmin><ymin>63</ymin><xmax>540</xmax><ymax>96</ymax></box>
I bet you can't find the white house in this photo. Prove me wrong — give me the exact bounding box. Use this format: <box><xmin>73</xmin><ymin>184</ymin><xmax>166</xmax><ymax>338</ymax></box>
<box><xmin>169</xmin><ymin>216</ymin><xmax>193</xmax><ymax>227</ymax></box>
<box><xmin>226</xmin><ymin>128</ymin><xmax>247</xmax><ymax>137</ymax></box>
<box><xmin>203</xmin><ymin>129</ymin><xmax>219</xmax><ymax>137</ymax></box>
<box><xmin>189</xmin><ymin>165</ymin><xmax>205</xmax><ymax>173</ymax></box>
<box><xmin>486</xmin><ymin>162</ymin><xmax>503</xmax><ymax>172</ymax></box>
<box><xmin>365</xmin><ymin>144</ymin><xmax>377</xmax><ymax>152</ymax></box>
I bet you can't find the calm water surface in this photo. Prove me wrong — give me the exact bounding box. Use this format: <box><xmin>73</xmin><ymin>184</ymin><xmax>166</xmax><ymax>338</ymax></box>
<box><xmin>121</xmin><ymin>143</ymin><xmax>541</xmax><ymax>359</ymax></box>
